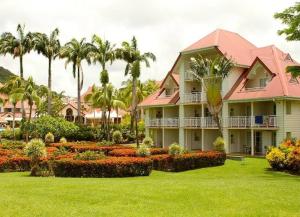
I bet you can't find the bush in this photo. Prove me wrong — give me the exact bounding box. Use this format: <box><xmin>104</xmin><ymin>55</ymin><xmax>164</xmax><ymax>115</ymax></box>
<box><xmin>1</xmin><ymin>139</ymin><xmax>25</xmax><ymax>149</ymax></box>
<box><xmin>24</xmin><ymin>139</ymin><xmax>47</xmax><ymax>176</ymax></box>
<box><xmin>71</xmin><ymin>145</ymin><xmax>131</xmax><ymax>155</ymax></box>
<box><xmin>112</xmin><ymin>131</ymin><xmax>123</xmax><ymax>144</ymax></box>
<box><xmin>59</xmin><ymin>137</ymin><xmax>67</xmax><ymax>143</ymax></box>
<box><xmin>213</xmin><ymin>137</ymin><xmax>225</xmax><ymax>152</ymax></box>
<box><xmin>168</xmin><ymin>143</ymin><xmax>184</xmax><ymax>156</ymax></box>
<box><xmin>0</xmin><ymin>156</ymin><xmax>31</xmax><ymax>172</ymax></box>
<box><xmin>74</xmin><ymin>151</ymin><xmax>105</xmax><ymax>161</ymax></box>
<box><xmin>1</xmin><ymin>128</ymin><xmax>22</xmax><ymax>140</ymax></box>
<box><xmin>45</xmin><ymin>132</ymin><xmax>54</xmax><ymax>144</ymax></box>
<box><xmin>136</xmin><ymin>145</ymin><xmax>150</xmax><ymax>157</ymax></box>
<box><xmin>150</xmin><ymin>151</ymin><xmax>226</xmax><ymax>172</ymax></box>
<box><xmin>52</xmin><ymin>157</ymin><xmax>152</xmax><ymax>177</ymax></box>
<box><xmin>266</xmin><ymin>147</ymin><xmax>286</xmax><ymax>170</ymax></box>
<box><xmin>109</xmin><ymin>148</ymin><xmax>168</xmax><ymax>157</ymax></box>
<box><xmin>97</xmin><ymin>140</ymin><xmax>114</xmax><ymax>146</ymax></box>
<box><xmin>142</xmin><ymin>137</ymin><xmax>153</xmax><ymax>147</ymax></box>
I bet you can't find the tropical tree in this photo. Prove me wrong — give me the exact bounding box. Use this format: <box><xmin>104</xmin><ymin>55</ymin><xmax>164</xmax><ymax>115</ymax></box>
<box><xmin>275</xmin><ymin>2</ymin><xmax>300</xmax><ymax>77</ymax></box>
<box><xmin>0</xmin><ymin>24</ymin><xmax>33</xmax><ymax>117</ymax></box>
<box><xmin>59</xmin><ymin>38</ymin><xmax>93</xmax><ymax>123</ymax></box>
<box><xmin>0</xmin><ymin>76</ymin><xmax>23</xmax><ymax>140</ymax></box>
<box><xmin>117</xmin><ymin>36</ymin><xmax>156</xmax><ymax>147</ymax></box>
<box><xmin>189</xmin><ymin>55</ymin><xmax>233</xmax><ymax>137</ymax></box>
<box><xmin>31</xmin><ymin>28</ymin><xmax>60</xmax><ymax>115</ymax></box>
<box><xmin>90</xmin><ymin>35</ymin><xmax>116</xmax><ymax>130</ymax></box>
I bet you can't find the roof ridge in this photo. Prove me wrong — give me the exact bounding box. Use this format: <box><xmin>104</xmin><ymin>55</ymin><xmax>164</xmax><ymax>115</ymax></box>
<box><xmin>271</xmin><ymin>46</ymin><xmax>288</xmax><ymax>96</ymax></box>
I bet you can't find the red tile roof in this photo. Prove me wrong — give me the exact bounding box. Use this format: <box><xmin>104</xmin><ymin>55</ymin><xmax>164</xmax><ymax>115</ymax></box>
<box><xmin>139</xmin><ymin>89</ymin><xmax>179</xmax><ymax>107</ymax></box>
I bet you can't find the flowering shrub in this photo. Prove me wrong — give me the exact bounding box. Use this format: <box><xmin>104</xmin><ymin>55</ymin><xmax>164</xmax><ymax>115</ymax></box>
<box><xmin>266</xmin><ymin>147</ymin><xmax>286</xmax><ymax>170</ymax></box>
<box><xmin>109</xmin><ymin>148</ymin><xmax>168</xmax><ymax>157</ymax></box>
<box><xmin>52</xmin><ymin>157</ymin><xmax>152</xmax><ymax>177</ymax></box>
<box><xmin>59</xmin><ymin>137</ymin><xmax>67</xmax><ymax>143</ymax></box>
<box><xmin>136</xmin><ymin>145</ymin><xmax>150</xmax><ymax>157</ymax></box>
<box><xmin>168</xmin><ymin>143</ymin><xmax>184</xmax><ymax>156</ymax></box>
<box><xmin>0</xmin><ymin>156</ymin><xmax>31</xmax><ymax>172</ymax></box>
<box><xmin>142</xmin><ymin>137</ymin><xmax>153</xmax><ymax>147</ymax></box>
<box><xmin>45</xmin><ymin>132</ymin><xmax>54</xmax><ymax>144</ymax></box>
<box><xmin>150</xmin><ymin>151</ymin><xmax>226</xmax><ymax>172</ymax></box>
<box><xmin>74</xmin><ymin>151</ymin><xmax>105</xmax><ymax>161</ymax></box>
<box><xmin>71</xmin><ymin>145</ymin><xmax>131</xmax><ymax>155</ymax></box>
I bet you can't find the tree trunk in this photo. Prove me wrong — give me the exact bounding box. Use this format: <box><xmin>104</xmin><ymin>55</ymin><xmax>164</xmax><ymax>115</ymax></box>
<box><xmin>107</xmin><ymin>109</ymin><xmax>111</xmax><ymax>141</ymax></box>
<box><xmin>13</xmin><ymin>104</ymin><xmax>16</xmax><ymax>141</ymax></box>
<box><xmin>116</xmin><ymin>108</ymin><xmax>119</xmax><ymax>125</ymax></box>
<box><xmin>20</xmin><ymin>55</ymin><xmax>26</xmax><ymax>119</ymax></box>
<box><xmin>214</xmin><ymin>114</ymin><xmax>223</xmax><ymax>137</ymax></box>
<box><xmin>77</xmin><ymin>66</ymin><xmax>81</xmax><ymax>123</ymax></box>
<box><xmin>26</xmin><ymin>103</ymin><xmax>33</xmax><ymax>142</ymax></box>
<box><xmin>135</xmin><ymin>109</ymin><xmax>139</xmax><ymax>148</ymax></box>
<box><xmin>47</xmin><ymin>57</ymin><xmax>52</xmax><ymax>115</ymax></box>
<box><xmin>131</xmin><ymin>78</ymin><xmax>137</xmax><ymax>134</ymax></box>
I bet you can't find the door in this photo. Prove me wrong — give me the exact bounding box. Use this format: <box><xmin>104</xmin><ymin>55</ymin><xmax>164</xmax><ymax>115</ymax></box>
<box><xmin>255</xmin><ymin>131</ymin><xmax>262</xmax><ymax>154</ymax></box>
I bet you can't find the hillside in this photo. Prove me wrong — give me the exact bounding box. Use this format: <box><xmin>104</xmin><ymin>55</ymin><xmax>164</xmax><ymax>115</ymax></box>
<box><xmin>0</xmin><ymin>66</ymin><xmax>15</xmax><ymax>83</ymax></box>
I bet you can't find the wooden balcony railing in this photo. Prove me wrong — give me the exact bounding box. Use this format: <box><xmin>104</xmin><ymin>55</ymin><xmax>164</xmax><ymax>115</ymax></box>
<box><xmin>146</xmin><ymin>118</ymin><xmax>179</xmax><ymax>127</ymax></box>
<box><xmin>183</xmin><ymin>117</ymin><xmax>218</xmax><ymax>128</ymax></box>
<box><xmin>224</xmin><ymin>115</ymin><xmax>278</xmax><ymax>128</ymax></box>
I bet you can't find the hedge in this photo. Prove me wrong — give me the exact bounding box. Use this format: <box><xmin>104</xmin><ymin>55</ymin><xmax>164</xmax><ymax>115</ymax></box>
<box><xmin>52</xmin><ymin>157</ymin><xmax>152</xmax><ymax>177</ymax></box>
<box><xmin>150</xmin><ymin>151</ymin><xmax>226</xmax><ymax>172</ymax></box>
<box><xmin>0</xmin><ymin>157</ymin><xmax>31</xmax><ymax>172</ymax></box>
<box><xmin>70</xmin><ymin>145</ymin><xmax>132</xmax><ymax>155</ymax></box>
<box><xmin>109</xmin><ymin>148</ymin><xmax>168</xmax><ymax>157</ymax></box>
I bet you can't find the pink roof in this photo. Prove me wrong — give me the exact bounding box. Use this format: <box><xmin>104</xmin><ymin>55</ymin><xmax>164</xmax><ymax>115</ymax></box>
<box><xmin>183</xmin><ymin>29</ymin><xmax>257</xmax><ymax>66</ymax></box>
<box><xmin>139</xmin><ymin>89</ymin><xmax>179</xmax><ymax>107</ymax></box>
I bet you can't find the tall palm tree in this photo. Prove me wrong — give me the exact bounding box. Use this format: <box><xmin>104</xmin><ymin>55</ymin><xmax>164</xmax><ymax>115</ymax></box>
<box><xmin>0</xmin><ymin>24</ymin><xmax>33</xmax><ymax>118</ymax></box>
<box><xmin>91</xmin><ymin>35</ymin><xmax>115</xmax><ymax>130</ymax></box>
<box><xmin>117</xmin><ymin>36</ymin><xmax>156</xmax><ymax>147</ymax></box>
<box><xmin>0</xmin><ymin>76</ymin><xmax>23</xmax><ymax>140</ymax></box>
<box><xmin>59</xmin><ymin>38</ymin><xmax>93</xmax><ymax>123</ymax></box>
<box><xmin>189</xmin><ymin>55</ymin><xmax>233</xmax><ymax>137</ymax></box>
<box><xmin>31</xmin><ymin>28</ymin><xmax>60</xmax><ymax>115</ymax></box>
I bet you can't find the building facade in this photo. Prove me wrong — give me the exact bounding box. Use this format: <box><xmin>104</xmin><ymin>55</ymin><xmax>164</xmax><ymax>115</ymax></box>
<box><xmin>139</xmin><ymin>29</ymin><xmax>300</xmax><ymax>155</ymax></box>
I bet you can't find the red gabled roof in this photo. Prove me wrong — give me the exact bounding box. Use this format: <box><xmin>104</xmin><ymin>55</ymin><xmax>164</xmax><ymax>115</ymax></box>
<box><xmin>139</xmin><ymin>89</ymin><xmax>179</xmax><ymax>107</ymax></box>
<box><xmin>183</xmin><ymin>29</ymin><xmax>257</xmax><ymax>66</ymax></box>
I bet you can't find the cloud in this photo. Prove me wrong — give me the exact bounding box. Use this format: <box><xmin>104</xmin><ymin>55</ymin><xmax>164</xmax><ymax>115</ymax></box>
<box><xmin>0</xmin><ymin>0</ymin><xmax>299</xmax><ymax>96</ymax></box>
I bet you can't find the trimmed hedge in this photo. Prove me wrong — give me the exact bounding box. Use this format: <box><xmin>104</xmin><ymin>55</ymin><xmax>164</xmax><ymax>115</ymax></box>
<box><xmin>52</xmin><ymin>157</ymin><xmax>152</xmax><ymax>177</ymax></box>
<box><xmin>109</xmin><ymin>148</ymin><xmax>168</xmax><ymax>157</ymax></box>
<box><xmin>0</xmin><ymin>157</ymin><xmax>31</xmax><ymax>172</ymax></box>
<box><xmin>70</xmin><ymin>145</ymin><xmax>132</xmax><ymax>155</ymax></box>
<box><xmin>150</xmin><ymin>151</ymin><xmax>226</xmax><ymax>172</ymax></box>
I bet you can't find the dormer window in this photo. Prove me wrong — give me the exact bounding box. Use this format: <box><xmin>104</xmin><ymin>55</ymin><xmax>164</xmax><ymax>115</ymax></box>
<box><xmin>245</xmin><ymin>62</ymin><xmax>271</xmax><ymax>90</ymax></box>
<box><xmin>165</xmin><ymin>88</ymin><xmax>171</xmax><ymax>96</ymax></box>
<box><xmin>259</xmin><ymin>78</ymin><xmax>267</xmax><ymax>88</ymax></box>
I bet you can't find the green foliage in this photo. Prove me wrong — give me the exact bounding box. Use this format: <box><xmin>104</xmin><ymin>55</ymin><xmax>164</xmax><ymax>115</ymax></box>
<box><xmin>74</xmin><ymin>151</ymin><xmax>105</xmax><ymax>161</ymax></box>
<box><xmin>53</xmin><ymin>146</ymin><xmax>68</xmax><ymax>157</ymax></box>
<box><xmin>1</xmin><ymin>128</ymin><xmax>22</xmax><ymax>140</ymax></box>
<box><xmin>25</xmin><ymin>115</ymin><xmax>79</xmax><ymax>141</ymax></box>
<box><xmin>1</xmin><ymin>139</ymin><xmax>25</xmax><ymax>149</ymax></box>
<box><xmin>168</xmin><ymin>143</ymin><xmax>184</xmax><ymax>156</ymax></box>
<box><xmin>142</xmin><ymin>136</ymin><xmax>153</xmax><ymax>147</ymax></box>
<box><xmin>213</xmin><ymin>137</ymin><xmax>225</xmax><ymax>152</ymax></box>
<box><xmin>59</xmin><ymin>137</ymin><xmax>67</xmax><ymax>143</ymax></box>
<box><xmin>45</xmin><ymin>132</ymin><xmax>54</xmax><ymax>144</ymax></box>
<box><xmin>97</xmin><ymin>140</ymin><xmax>114</xmax><ymax>146</ymax></box>
<box><xmin>24</xmin><ymin>139</ymin><xmax>46</xmax><ymax>159</ymax></box>
<box><xmin>112</xmin><ymin>130</ymin><xmax>122</xmax><ymax>144</ymax></box>
<box><xmin>136</xmin><ymin>145</ymin><xmax>150</xmax><ymax>157</ymax></box>
<box><xmin>0</xmin><ymin>66</ymin><xmax>15</xmax><ymax>83</ymax></box>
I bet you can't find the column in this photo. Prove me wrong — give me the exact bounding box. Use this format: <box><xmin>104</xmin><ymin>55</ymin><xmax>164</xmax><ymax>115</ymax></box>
<box><xmin>222</xmin><ymin>101</ymin><xmax>229</xmax><ymax>153</ymax></box>
<box><xmin>162</xmin><ymin>107</ymin><xmax>165</xmax><ymax>147</ymax></box>
<box><xmin>251</xmin><ymin>101</ymin><xmax>254</xmax><ymax>156</ymax></box>
<box><xmin>201</xmin><ymin>103</ymin><xmax>204</xmax><ymax>151</ymax></box>
<box><xmin>145</xmin><ymin>109</ymin><xmax>150</xmax><ymax>137</ymax></box>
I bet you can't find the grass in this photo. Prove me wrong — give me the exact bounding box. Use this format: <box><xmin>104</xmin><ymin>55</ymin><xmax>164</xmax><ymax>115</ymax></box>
<box><xmin>0</xmin><ymin>158</ymin><xmax>300</xmax><ymax>217</ymax></box>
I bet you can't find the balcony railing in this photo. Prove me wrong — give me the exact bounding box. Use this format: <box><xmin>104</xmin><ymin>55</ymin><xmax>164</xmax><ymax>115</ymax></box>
<box><xmin>224</xmin><ymin>115</ymin><xmax>278</xmax><ymax>128</ymax></box>
<box><xmin>182</xmin><ymin>92</ymin><xmax>204</xmax><ymax>103</ymax></box>
<box><xmin>146</xmin><ymin>118</ymin><xmax>179</xmax><ymax>128</ymax></box>
<box><xmin>183</xmin><ymin>117</ymin><xmax>218</xmax><ymax>128</ymax></box>
<box><xmin>184</xmin><ymin>71</ymin><xmax>197</xmax><ymax>81</ymax></box>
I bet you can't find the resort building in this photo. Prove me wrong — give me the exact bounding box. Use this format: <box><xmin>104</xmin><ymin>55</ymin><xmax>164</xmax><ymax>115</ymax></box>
<box><xmin>139</xmin><ymin>29</ymin><xmax>300</xmax><ymax>155</ymax></box>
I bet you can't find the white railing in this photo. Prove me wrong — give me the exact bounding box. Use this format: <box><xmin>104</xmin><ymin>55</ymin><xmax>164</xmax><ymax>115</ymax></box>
<box><xmin>146</xmin><ymin>118</ymin><xmax>179</xmax><ymax>127</ymax></box>
<box><xmin>184</xmin><ymin>71</ymin><xmax>196</xmax><ymax>80</ymax></box>
<box><xmin>225</xmin><ymin>115</ymin><xmax>278</xmax><ymax>128</ymax></box>
<box><xmin>183</xmin><ymin>92</ymin><xmax>202</xmax><ymax>103</ymax></box>
<box><xmin>183</xmin><ymin>117</ymin><xmax>218</xmax><ymax>128</ymax></box>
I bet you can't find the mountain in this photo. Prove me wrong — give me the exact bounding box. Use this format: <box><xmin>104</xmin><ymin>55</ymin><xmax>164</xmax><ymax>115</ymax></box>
<box><xmin>0</xmin><ymin>66</ymin><xmax>16</xmax><ymax>83</ymax></box>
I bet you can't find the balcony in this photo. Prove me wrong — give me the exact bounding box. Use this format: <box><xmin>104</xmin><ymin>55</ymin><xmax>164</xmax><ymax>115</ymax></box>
<box><xmin>183</xmin><ymin>117</ymin><xmax>218</xmax><ymax>128</ymax></box>
<box><xmin>182</xmin><ymin>92</ymin><xmax>206</xmax><ymax>103</ymax></box>
<box><xmin>224</xmin><ymin>115</ymin><xmax>278</xmax><ymax>128</ymax></box>
<box><xmin>146</xmin><ymin>118</ymin><xmax>179</xmax><ymax>128</ymax></box>
<box><xmin>184</xmin><ymin>71</ymin><xmax>197</xmax><ymax>81</ymax></box>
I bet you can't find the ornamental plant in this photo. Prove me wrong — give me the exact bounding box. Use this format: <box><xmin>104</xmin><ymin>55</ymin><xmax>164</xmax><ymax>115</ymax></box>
<box><xmin>168</xmin><ymin>143</ymin><xmax>184</xmax><ymax>156</ymax></box>
<box><xmin>74</xmin><ymin>151</ymin><xmax>105</xmax><ymax>161</ymax></box>
<box><xmin>112</xmin><ymin>131</ymin><xmax>123</xmax><ymax>144</ymax></box>
<box><xmin>266</xmin><ymin>147</ymin><xmax>286</xmax><ymax>170</ymax></box>
<box><xmin>213</xmin><ymin>137</ymin><xmax>225</xmax><ymax>152</ymax></box>
<box><xmin>24</xmin><ymin>139</ymin><xmax>47</xmax><ymax>176</ymax></box>
<box><xmin>45</xmin><ymin>132</ymin><xmax>54</xmax><ymax>144</ymax></box>
<box><xmin>142</xmin><ymin>136</ymin><xmax>154</xmax><ymax>147</ymax></box>
<box><xmin>59</xmin><ymin>137</ymin><xmax>67</xmax><ymax>143</ymax></box>
<box><xmin>136</xmin><ymin>145</ymin><xmax>150</xmax><ymax>157</ymax></box>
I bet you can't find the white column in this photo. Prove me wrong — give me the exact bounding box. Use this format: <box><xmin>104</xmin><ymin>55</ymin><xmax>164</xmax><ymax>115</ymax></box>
<box><xmin>201</xmin><ymin>104</ymin><xmax>204</xmax><ymax>151</ymax></box>
<box><xmin>162</xmin><ymin>107</ymin><xmax>165</xmax><ymax>147</ymax></box>
<box><xmin>251</xmin><ymin>101</ymin><xmax>254</xmax><ymax>156</ymax></box>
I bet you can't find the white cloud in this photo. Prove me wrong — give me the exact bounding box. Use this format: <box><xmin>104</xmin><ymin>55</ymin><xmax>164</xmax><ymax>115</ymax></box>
<box><xmin>0</xmin><ymin>0</ymin><xmax>298</xmax><ymax>96</ymax></box>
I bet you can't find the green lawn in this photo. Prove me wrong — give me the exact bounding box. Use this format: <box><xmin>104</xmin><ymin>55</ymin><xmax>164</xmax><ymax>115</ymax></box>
<box><xmin>0</xmin><ymin>158</ymin><xmax>300</xmax><ymax>217</ymax></box>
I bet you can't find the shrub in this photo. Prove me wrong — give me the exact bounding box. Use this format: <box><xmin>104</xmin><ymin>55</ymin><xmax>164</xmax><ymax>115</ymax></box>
<box><xmin>1</xmin><ymin>139</ymin><xmax>25</xmax><ymax>150</ymax></box>
<box><xmin>136</xmin><ymin>145</ymin><xmax>150</xmax><ymax>157</ymax></box>
<box><xmin>142</xmin><ymin>137</ymin><xmax>154</xmax><ymax>147</ymax></box>
<box><xmin>150</xmin><ymin>151</ymin><xmax>226</xmax><ymax>172</ymax></box>
<box><xmin>168</xmin><ymin>143</ymin><xmax>184</xmax><ymax>156</ymax></box>
<box><xmin>112</xmin><ymin>131</ymin><xmax>123</xmax><ymax>144</ymax></box>
<box><xmin>71</xmin><ymin>145</ymin><xmax>131</xmax><ymax>155</ymax></box>
<box><xmin>74</xmin><ymin>151</ymin><xmax>105</xmax><ymax>161</ymax></box>
<box><xmin>109</xmin><ymin>148</ymin><xmax>168</xmax><ymax>157</ymax></box>
<box><xmin>213</xmin><ymin>137</ymin><xmax>225</xmax><ymax>152</ymax></box>
<box><xmin>1</xmin><ymin>128</ymin><xmax>22</xmax><ymax>140</ymax></box>
<box><xmin>53</xmin><ymin>146</ymin><xmax>68</xmax><ymax>157</ymax></box>
<box><xmin>52</xmin><ymin>157</ymin><xmax>152</xmax><ymax>177</ymax></box>
<box><xmin>97</xmin><ymin>140</ymin><xmax>114</xmax><ymax>146</ymax></box>
<box><xmin>266</xmin><ymin>147</ymin><xmax>286</xmax><ymax>170</ymax></box>
<box><xmin>59</xmin><ymin>137</ymin><xmax>67</xmax><ymax>143</ymax></box>
<box><xmin>24</xmin><ymin>139</ymin><xmax>47</xmax><ymax>176</ymax></box>
<box><xmin>45</xmin><ymin>132</ymin><xmax>54</xmax><ymax>144</ymax></box>
<box><xmin>0</xmin><ymin>157</ymin><xmax>31</xmax><ymax>172</ymax></box>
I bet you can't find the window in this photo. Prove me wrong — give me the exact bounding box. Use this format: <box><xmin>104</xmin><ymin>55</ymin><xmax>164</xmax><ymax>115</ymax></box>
<box><xmin>230</xmin><ymin>108</ymin><xmax>234</xmax><ymax>116</ymax></box>
<box><xmin>259</xmin><ymin>78</ymin><xmax>267</xmax><ymax>88</ymax></box>
<box><xmin>165</xmin><ymin>88</ymin><xmax>171</xmax><ymax>96</ymax></box>
<box><xmin>286</xmin><ymin>101</ymin><xmax>291</xmax><ymax>115</ymax></box>
<box><xmin>286</xmin><ymin>132</ymin><xmax>292</xmax><ymax>139</ymax></box>
<box><xmin>194</xmin><ymin>132</ymin><xmax>200</xmax><ymax>141</ymax></box>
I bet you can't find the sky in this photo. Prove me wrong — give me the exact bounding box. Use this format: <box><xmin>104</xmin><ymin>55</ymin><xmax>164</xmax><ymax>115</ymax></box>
<box><xmin>0</xmin><ymin>0</ymin><xmax>299</xmax><ymax>97</ymax></box>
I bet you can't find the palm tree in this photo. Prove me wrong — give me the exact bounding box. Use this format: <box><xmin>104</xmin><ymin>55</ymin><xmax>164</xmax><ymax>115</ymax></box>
<box><xmin>117</xmin><ymin>36</ymin><xmax>156</xmax><ymax>147</ymax></box>
<box><xmin>59</xmin><ymin>38</ymin><xmax>93</xmax><ymax>123</ymax></box>
<box><xmin>31</xmin><ymin>28</ymin><xmax>60</xmax><ymax>115</ymax></box>
<box><xmin>0</xmin><ymin>24</ymin><xmax>33</xmax><ymax>118</ymax></box>
<box><xmin>90</xmin><ymin>35</ymin><xmax>115</xmax><ymax>130</ymax></box>
<box><xmin>0</xmin><ymin>76</ymin><xmax>23</xmax><ymax>140</ymax></box>
<box><xmin>189</xmin><ymin>55</ymin><xmax>233</xmax><ymax>137</ymax></box>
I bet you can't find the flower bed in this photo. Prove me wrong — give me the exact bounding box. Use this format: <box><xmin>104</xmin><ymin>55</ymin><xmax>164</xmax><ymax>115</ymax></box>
<box><xmin>150</xmin><ymin>151</ymin><xmax>226</xmax><ymax>172</ymax></box>
<box><xmin>0</xmin><ymin>156</ymin><xmax>31</xmax><ymax>172</ymax></box>
<box><xmin>52</xmin><ymin>157</ymin><xmax>152</xmax><ymax>177</ymax></box>
<box><xmin>109</xmin><ymin>148</ymin><xmax>168</xmax><ymax>157</ymax></box>
<box><xmin>70</xmin><ymin>145</ymin><xmax>132</xmax><ymax>155</ymax></box>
